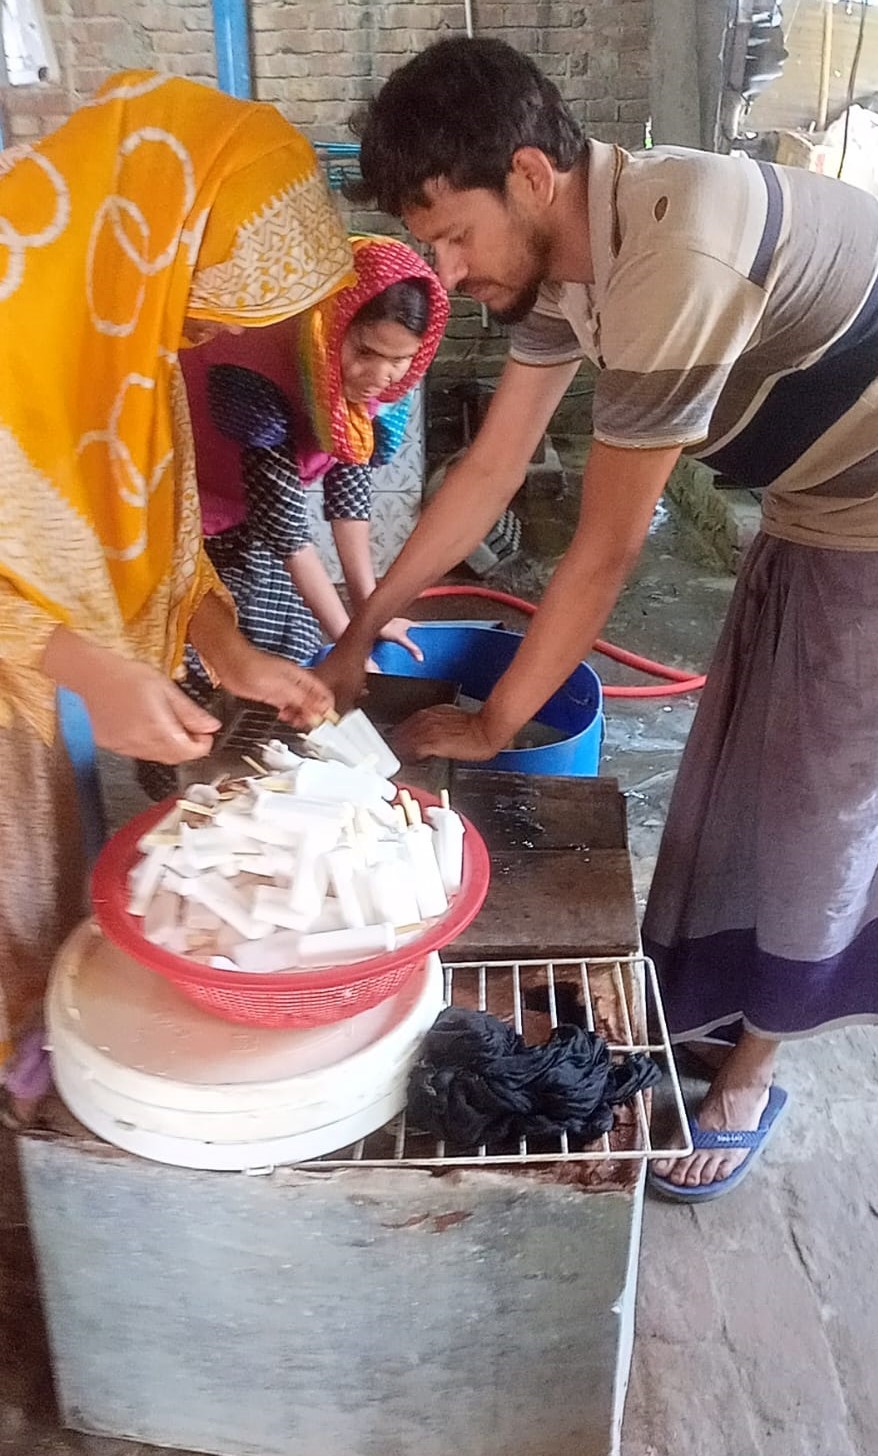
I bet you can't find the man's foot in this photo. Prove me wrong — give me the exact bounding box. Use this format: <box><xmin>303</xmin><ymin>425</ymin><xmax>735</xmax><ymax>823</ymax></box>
<box><xmin>678</xmin><ymin>1039</ymin><xmax>733</xmax><ymax>1074</ymax></box>
<box><xmin>653</xmin><ymin>1074</ymin><xmax>771</xmax><ymax>1188</ymax></box>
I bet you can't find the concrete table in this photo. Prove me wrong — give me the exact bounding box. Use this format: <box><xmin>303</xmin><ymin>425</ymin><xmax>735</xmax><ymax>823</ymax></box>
<box><xmin>19</xmin><ymin>774</ymin><xmax>647</xmax><ymax>1456</ymax></box>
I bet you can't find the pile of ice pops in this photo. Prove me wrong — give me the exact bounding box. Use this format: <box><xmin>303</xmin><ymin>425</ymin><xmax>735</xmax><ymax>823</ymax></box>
<box><xmin>126</xmin><ymin>710</ymin><xmax>466</xmax><ymax>975</ymax></box>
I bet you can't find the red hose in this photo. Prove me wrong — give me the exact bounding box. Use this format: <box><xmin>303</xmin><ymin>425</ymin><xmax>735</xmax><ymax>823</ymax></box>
<box><xmin>417</xmin><ymin>584</ymin><xmax>707</xmax><ymax>699</ymax></box>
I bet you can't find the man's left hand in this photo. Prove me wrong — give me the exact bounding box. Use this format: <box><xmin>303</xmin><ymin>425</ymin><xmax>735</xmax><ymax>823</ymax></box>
<box><xmin>395</xmin><ymin>705</ymin><xmax>500</xmax><ymax>762</ymax></box>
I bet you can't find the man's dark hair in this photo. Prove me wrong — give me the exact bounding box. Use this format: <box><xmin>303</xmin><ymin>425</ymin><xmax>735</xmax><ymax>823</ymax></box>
<box><xmin>347</xmin><ymin>37</ymin><xmax>583</xmax><ymax>216</ymax></box>
<box><xmin>353</xmin><ymin>278</ymin><xmax>430</xmax><ymax>337</ymax></box>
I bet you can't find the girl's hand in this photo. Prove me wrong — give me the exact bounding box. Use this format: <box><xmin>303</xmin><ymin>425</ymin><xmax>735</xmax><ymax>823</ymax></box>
<box><xmin>378</xmin><ymin>618</ymin><xmax>424</xmax><ymax>662</ymax></box>
<box><xmin>313</xmin><ymin>638</ymin><xmax>368</xmax><ymax>715</ymax></box>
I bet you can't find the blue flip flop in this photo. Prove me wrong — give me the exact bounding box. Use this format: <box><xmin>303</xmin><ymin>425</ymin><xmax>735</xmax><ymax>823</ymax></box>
<box><xmin>648</xmin><ymin>1084</ymin><xmax>789</xmax><ymax>1203</ymax></box>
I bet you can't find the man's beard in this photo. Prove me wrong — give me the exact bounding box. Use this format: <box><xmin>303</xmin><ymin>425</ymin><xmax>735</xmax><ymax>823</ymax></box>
<box><xmin>487</xmin><ymin>226</ymin><xmax>551</xmax><ymax>325</ymax></box>
<box><xmin>488</xmin><ymin>276</ymin><xmax>543</xmax><ymax>326</ymax></box>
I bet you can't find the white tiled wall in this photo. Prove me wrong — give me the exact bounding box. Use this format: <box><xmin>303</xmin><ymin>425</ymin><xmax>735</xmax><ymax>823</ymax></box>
<box><xmin>306</xmin><ymin>382</ymin><xmax>424</xmax><ymax>584</ymax></box>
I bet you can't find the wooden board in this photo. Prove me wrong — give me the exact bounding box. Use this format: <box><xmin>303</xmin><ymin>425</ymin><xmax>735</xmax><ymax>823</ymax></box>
<box><xmin>441</xmin><ymin>773</ymin><xmax>638</xmax><ymax>959</ymax></box>
<box><xmin>449</xmin><ymin>769</ymin><xmax>629</xmax><ymax>852</ymax></box>
<box><xmin>445</xmin><ymin>848</ymin><xmax>639</xmax><ymax>960</ymax></box>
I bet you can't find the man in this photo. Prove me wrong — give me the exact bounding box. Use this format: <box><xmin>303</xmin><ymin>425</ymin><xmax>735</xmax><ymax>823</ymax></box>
<box><xmin>318</xmin><ymin>37</ymin><xmax>878</xmax><ymax>1199</ymax></box>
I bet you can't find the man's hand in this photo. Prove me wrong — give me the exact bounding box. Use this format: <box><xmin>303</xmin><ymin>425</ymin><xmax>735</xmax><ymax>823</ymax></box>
<box><xmin>378</xmin><ymin>617</ymin><xmax>424</xmax><ymax>662</ymax></box>
<box><xmin>314</xmin><ymin>639</ymin><xmax>369</xmax><ymax>716</ymax></box>
<box><xmin>395</xmin><ymin>705</ymin><xmax>501</xmax><ymax>762</ymax></box>
<box><xmin>85</xmin><ymin>660</ymin><xmax>222</xmax><ymax>763</ymax></box>
<box><xmin>226</xmin><ymin>646</ymin><xmax>334</xmax><ymax>729</ymax></box>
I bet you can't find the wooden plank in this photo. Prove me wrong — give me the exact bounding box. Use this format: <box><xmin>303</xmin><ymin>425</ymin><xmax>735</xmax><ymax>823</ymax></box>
<box><xmin>446</xmin><ymin>847</ymin><xmax>639</xmax><ymax>960</ymax></box>
<box><xmin>449</xmin><ymin>769</ymin><xmax>628</xmax><ymax>852</ymax></box>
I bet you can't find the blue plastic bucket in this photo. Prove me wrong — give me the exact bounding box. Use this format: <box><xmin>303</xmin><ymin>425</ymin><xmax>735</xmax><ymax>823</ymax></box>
<box><xmin>342</xmin><ymin>622</ymin><xmax>604</xmax><ymax>778</ymax></box>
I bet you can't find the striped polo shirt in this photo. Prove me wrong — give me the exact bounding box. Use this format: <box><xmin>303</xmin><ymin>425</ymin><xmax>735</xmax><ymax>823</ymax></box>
<box><xmin>510</xmin><ymin>139</ymin><xmax>878</xmax><ymax>550</ymax></box>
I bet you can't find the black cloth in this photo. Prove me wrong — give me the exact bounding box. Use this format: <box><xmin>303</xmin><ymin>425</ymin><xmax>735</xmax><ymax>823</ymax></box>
<box><xmin>407</xmin><ymin>1007</ymin><xmax>662</xmax><ymax>1148</ymax></box>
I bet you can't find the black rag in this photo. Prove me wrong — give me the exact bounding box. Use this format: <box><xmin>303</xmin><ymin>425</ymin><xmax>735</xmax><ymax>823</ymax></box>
<box><xmin>407</xmin><ymin>1007</ymin><xmax>662</xmax><ymax>1148</ymax></box>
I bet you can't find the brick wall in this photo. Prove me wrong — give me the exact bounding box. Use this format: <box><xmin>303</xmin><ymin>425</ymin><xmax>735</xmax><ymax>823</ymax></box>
<box><xmin>2</xmin><ymin>0</ymin><xmax>653</xmax><ymax>423</ymax></box>
<box><xmin>249</xmin><ymin>1</ymin><xmax>654</xmax><ymax>400</ymax></box>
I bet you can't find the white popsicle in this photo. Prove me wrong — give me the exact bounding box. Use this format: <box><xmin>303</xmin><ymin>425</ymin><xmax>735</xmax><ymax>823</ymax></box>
<box><xmin>235</xmin><ymin>848</ymin><xmax>296</xmax><ymax>879</ymax></box>
<box><xmin>296</xmin><ymin>923</ymin><xmax>396</xmax><ymax>967</ymax></box>
<box><xmin>253</xmin><ymin>791</ymin><xmax>350</xmax><ymax>837</ymax></box>
<box><xmin>214</xmin><ymin>809</ymin><xmax>300</xmax><ymax>848</ymax></box>
<box><xmin>137</xmin><ymin>804</ymin><xmax>182</xmax><ymax>852</ymax></box>
<box><xmin>129</xmin><ymin>844</ymin><xmax>172</xmax><ymax>917</ymax></box>
<box><xmin>142</xmin><ymin>887</ymin><xmax>180</xmax><ymax>946</ymax></box>
<box><xmin>261</xmin><ymin>739</ymin><xmax>302</xmax><ymax>772</ymax></box>
<box><xmin>294</xmin><ymin>758</ymin><xmax>396</xmax><ymax>805</ymax></box>
<box><xmin>403</xmin><ymin>825</ymin><xmax>449</xmax><ymax>920</ymax></box>
<box><xmin>308</xmin><ymin>899</ymin><xmax>347</xmax><ymax>934</ymax></box>
<box><xmin>288</xmin><ymin>836</ymin><xmax>330</xmax><ymax>923</ymax></box>
<box><xmin>231</xmin><ymin>930</ymin><xmax>302</xmax><ymax>973</ymax></box>
<box><xmin>425</xmin><ymin>806</ymin><xmax>465</xmax><ymax>895</ymax></box>
<box><xmin>183</xmin><ymin>783</ymin><xmax>222</xmax><ymax>808</ymax></box>
<box><xmin>326</xmin><ymin>846</ymin><xmax>368</xmax><ymax>929</ymax></box>
<box><xmin>186</xmin><ymin>872</ymin><xmax>272</xmax><ymax>941</ymax></box>
<box><xmin>368</xmin><ymin>857</ymin><xmax>422</xmax><ymax>928</ymax></box>
<box><xmin>251</xmin><ymin>886</ymin><xmax>315</xmax><ymax>932</ymax></box>
<box><xmin>306</xmin><ymin>709</ymin><xmax>400</xmax><ymax>779</ymax></box>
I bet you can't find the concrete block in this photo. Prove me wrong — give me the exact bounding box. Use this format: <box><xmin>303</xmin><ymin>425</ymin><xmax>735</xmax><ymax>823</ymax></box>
<box><xmin>21</xmin><ymin>1135</ymin><xmax>645</xmax><ymax>1456</ymax></box>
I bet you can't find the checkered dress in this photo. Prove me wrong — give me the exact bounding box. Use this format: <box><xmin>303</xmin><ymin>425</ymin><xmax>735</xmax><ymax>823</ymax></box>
<box><xmin>137</xmin><ymin>367</ymin><xmax>372</xmax><ymax>800</ymax></box>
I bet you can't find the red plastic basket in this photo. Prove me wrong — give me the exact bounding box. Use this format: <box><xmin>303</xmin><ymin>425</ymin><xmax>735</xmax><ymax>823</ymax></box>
<box><xmin>91</xmin><ymin>786</ymin><xmax>490</xmax><ymax>1030</ymax></box>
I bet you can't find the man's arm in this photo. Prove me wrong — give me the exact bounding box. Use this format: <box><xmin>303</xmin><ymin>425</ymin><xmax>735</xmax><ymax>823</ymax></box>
<box><xmin>396</xmin><ymin>439</ymin><xmax>683</xmax><ymax>761</ymax></box>
<box><xmin>316</xmin><ymin>357</ymin><xmax>581</xmax><ymax>703</ymax></box>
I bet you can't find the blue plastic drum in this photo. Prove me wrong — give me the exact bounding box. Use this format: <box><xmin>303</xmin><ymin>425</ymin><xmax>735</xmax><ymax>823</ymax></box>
<box><xmin>353</xmin><ymin>622</ymin><xmax>604</xmax><ymax>777</ymax></box>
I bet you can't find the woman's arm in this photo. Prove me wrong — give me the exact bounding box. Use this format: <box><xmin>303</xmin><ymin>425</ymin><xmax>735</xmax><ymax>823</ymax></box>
<box><xmin>187</xmin><ymin>590</ymin><xmax>333</xmax><ymax>725</ymax></box>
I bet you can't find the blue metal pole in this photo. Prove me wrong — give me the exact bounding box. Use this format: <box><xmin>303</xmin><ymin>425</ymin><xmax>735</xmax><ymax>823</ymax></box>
<box><xmin>211</xmin><ymin>0</ymin><xmax>253</xmax><ymax>100</ymax></box>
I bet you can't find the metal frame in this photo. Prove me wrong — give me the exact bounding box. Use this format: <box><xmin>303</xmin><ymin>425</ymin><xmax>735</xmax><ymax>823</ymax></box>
<box><xmin>304</xmin><ymin>955</ymin><xmax>693</xmax><ymax>1169</ymax></box>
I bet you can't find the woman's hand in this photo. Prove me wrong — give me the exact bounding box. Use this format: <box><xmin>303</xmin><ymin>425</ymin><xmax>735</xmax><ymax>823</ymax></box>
<box><xmin>41</xmin><ymin>629</ymin><xmax>222</xmax><ymax>763</ymax></box>
<box><xmin>223</xmin><ymin>644</ymin><xmax>334</xmax><ymax>729</ymax></box>
<box><xmin>394</xmin><ymin>705</ymin><xmax>502</xmax><ymax>763</ymax></box>
<box><xmin>188</xmin><ymin>592</ymin><xmax>333</xmax><ymax>727</ymax></box>
<box><xmin>378</xmin><ymin>617</ymin><xmax>424</xmax><ymax>662</ymax></box>
<box><xmin>85</xmin><ymin>659</ymin><xmax>221</xmax><ymax>763</ymax></box>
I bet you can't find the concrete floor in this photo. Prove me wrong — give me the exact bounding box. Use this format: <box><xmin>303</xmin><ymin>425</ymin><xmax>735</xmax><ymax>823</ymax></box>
<box><xmin>1</xmin><ymin>464</ymin><xmax>876</xmax><ymax>1455</ymax></box>
<box><xmin>748</xmin><ymin>0</ymin><xmax>878</xmax><ymax>137</ymax></box>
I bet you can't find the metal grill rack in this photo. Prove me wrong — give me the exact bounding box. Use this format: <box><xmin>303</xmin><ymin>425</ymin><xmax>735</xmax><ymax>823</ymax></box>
<box><xmin>305</xmin><ymin>954</ymin><xmax>692</xmax><ymax>1169</ymax></box>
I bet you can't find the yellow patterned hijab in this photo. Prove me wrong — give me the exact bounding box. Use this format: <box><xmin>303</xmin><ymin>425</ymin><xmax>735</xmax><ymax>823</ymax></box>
<box><xmin>0</xmin><ymin>70</ymin><xmax>353</xmax><ymax>737</ymax></box>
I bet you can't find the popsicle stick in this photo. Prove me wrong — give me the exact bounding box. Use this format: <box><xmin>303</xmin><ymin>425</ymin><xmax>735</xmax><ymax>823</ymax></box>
<box><xmin>177</xmin><ymin>799</ymin><xmax>217</xmax><ymax>818</ymax></box>
<box><xmin>242</xmin><ymin>755</ymin><xmax>268</xmax><ymax>776</ymax></box>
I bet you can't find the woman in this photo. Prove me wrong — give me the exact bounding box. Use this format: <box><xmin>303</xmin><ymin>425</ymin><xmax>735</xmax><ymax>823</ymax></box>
<box><xmin>0</xmin><ymin>69</ymin><xmax>350</xmax><ymax>1120</ymax></box>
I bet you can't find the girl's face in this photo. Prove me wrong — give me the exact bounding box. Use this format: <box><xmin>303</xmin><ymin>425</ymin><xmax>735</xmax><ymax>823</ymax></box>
<box><xmin>340</xmin><ymin>318</ymin><xmax>420</xmax><ymax>404</ymax></box>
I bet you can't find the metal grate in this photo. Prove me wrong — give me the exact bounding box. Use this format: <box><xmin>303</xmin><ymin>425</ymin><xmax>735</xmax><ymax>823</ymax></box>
<box><xmin>304</xmin><ymin>955</ymin><xmax>692</xmax><ymax>1169</ymax></box>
